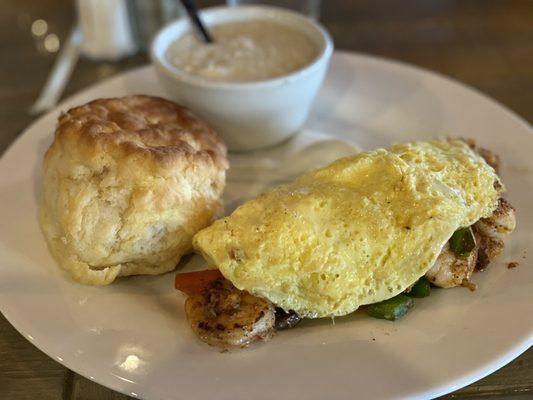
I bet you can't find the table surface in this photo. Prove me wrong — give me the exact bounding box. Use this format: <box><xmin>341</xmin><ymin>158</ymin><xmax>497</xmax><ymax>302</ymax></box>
<box><xmin>1</xmin><ymin>0</ymin><xmax>532</xmax><ymax>399</ymax></box>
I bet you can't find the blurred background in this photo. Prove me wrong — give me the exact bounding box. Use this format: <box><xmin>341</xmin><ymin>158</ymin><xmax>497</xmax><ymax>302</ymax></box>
<box><xmin>1</xmin><ymin>0</ymin><xmax>532</xmax><ymax>398</ymax></box>
<box><xmin>2</xmin><ymin>0</ymin><xmax>532</xmax><ymax>151</ymax></box>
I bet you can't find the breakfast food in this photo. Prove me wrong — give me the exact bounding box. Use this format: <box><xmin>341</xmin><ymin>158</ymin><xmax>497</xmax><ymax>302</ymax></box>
<box><xmin>40</xmin><ymin>95</ymin><xmax>228</xmax><ymax>285</ymax></box>
<box><xmin>166</xmin><ymin>20</ymin><xmax>319</xmax><ymax>82</ymax></box>
<box><xmin>176</xmin><ymin>269</ymin><xmax>276</xmax><ymax>348</ymax></box>
<box><xmin>177</xmin><ymin>139</ymin><xmax>515</xmax><ymax>348</ymax></box>
<box><xmin>193</xmin><ymin>140</ymin><xmax>501</xmax><ymax>317</ymax></box>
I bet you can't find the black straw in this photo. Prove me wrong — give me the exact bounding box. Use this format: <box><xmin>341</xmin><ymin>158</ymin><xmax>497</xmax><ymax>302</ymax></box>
<box><xmin>180</xmin><ymin>0</ymin><xmax>214</xmax><ymax>43</ymax></box>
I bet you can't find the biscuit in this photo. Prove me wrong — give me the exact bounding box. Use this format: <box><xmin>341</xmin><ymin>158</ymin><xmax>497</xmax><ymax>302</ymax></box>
<box><xmin>40</xmin><ymin>95</ymin><xmax>228</xmax><ymax>285</ymax></box>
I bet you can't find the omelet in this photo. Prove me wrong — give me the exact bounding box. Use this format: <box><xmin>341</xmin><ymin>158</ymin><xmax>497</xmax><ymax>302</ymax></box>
<box><xmin>193</xmin><ymin>140</ymin><xmax>502</xmax><ymax>318</ymax></box>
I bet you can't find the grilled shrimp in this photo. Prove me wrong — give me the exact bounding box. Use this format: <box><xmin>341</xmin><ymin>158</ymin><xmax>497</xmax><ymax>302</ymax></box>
<box><xmin>426</xmin><ymin>198</ymin><xmax>516</xmax><ymax>287</ymax></box>
<box><xmin>425</xmin><ymin>239</ymin><xmax>479</xmax><ymax>288</ymax></box>
<box><xmin>184</xmin><ymin>277</ymin><xmax>276</xmax><ymax>349</ymax></box>
<box><xmin>474</xmin><ymin>197</ymin><xmax>516</xmax><ymax>269</ymax></box>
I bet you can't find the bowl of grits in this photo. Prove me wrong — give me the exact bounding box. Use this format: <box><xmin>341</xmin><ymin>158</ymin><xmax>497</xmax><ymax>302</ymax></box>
<box><xmin>151</xmin><ymin>6</ymin><xmax>333</xmax><ymax>151</ymax></box>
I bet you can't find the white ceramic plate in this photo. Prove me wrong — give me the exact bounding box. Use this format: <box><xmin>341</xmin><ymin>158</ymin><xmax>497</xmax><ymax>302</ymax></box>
<box><xmin>0</xmin><ymin>52</ymin><xmax>532</xmax><ymax>400</ymax></box>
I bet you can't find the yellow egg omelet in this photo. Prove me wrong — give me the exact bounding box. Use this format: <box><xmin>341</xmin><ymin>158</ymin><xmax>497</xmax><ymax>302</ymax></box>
<box><xmin>193</xmin><ymin>140</ymin><xmax>502</xmax><ymax>318</ymax></box>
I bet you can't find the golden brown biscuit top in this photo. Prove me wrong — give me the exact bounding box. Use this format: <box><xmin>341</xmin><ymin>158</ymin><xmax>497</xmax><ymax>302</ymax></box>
<box><xmin>48</xmin><ymin>95</ymin><xmax>228</xmax><ymax>173</ymax></box>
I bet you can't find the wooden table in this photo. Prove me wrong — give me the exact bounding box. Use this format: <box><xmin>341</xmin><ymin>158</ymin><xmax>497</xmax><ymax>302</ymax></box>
<box><xmin>1</xmin><ymin>0</ymin><xmax>531</xmax><ymax>398</ymax></box>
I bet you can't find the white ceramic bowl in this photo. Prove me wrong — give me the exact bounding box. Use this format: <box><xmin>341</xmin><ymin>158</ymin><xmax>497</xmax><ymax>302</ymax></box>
<box><xmin>151</xmin><ymin>6</ymin><xmax>333</xmax><ymax>151</ymax></box>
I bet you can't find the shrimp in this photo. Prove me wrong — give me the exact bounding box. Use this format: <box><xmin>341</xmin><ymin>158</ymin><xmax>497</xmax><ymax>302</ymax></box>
<box><xmin>425</xmin><ymin>238</ymin><xmax>479</xmax><ymax>288</ymax></box>
<box><xmin>474</xmin><ymin>197</ymin><xmax>516</xmax><ymax>270</ymax></box>
<box><xmin>184</xmin><ymin>276</ymin><xmax>276</xmax><ymax>349</ymax></box>
<box><xmin>426</xmin><ymin>198</ymin><xmax>516</xmax><ymax>287</ymax></box>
